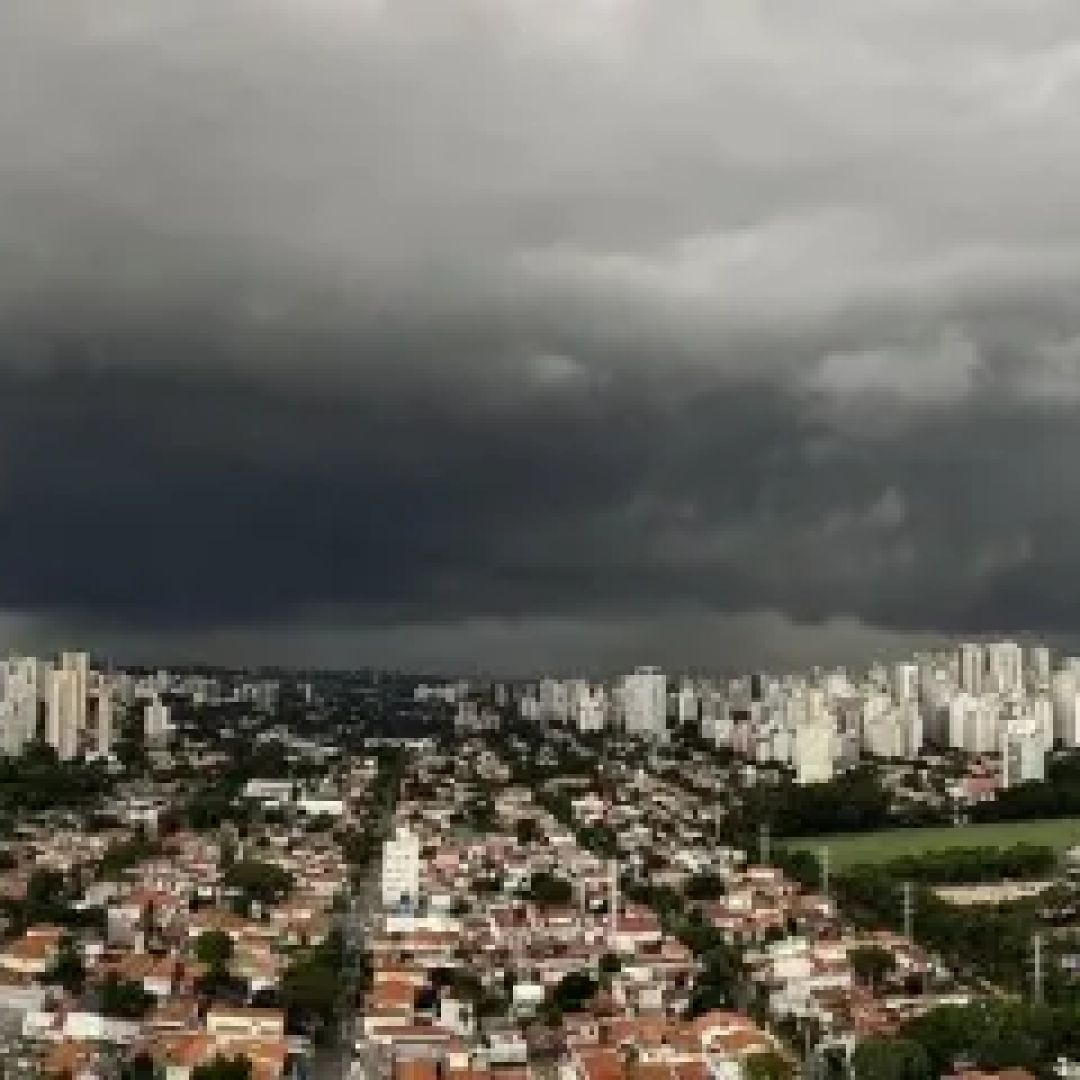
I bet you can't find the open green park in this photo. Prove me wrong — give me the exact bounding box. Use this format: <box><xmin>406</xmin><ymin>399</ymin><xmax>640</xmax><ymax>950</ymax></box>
<box><xmin>785</xmin><ymin>817</ymin><xmax>1080</xmax><ymax>868</ymax></box>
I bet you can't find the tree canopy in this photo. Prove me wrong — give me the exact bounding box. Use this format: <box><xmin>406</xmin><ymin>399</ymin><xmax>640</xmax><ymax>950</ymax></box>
<box><xmin>525</xmin><ymin>871</ymin><xmax>573</xmax><ymax>910</ymax></box>
<box><xmin>99</xmin><ymin>973</ymin><xmax>154</xmax><ymax>1019</ymax></box>
<box><xmin>191</xmin><ymin>1056</ymin><xmax>252</xmax><ymax>1080</ymax></box>
<box><xmin>551</xmin><ymin>970</ymin><xmax>597</xmax><ymax>1013</ymax></box>
<box><xmin>850</xmin><ymin>1037</ymin><xmax>932</xmax><ymax>1080</ymax></box>
<box><xmin>221</xmin><ymin>860</ymin><xmax>294</xmax><ymax>904</ymax></box>
<box><xmin>195</xmin><ymin>930</ymin><xmax>235</xmax><ymax>971</ymax></box>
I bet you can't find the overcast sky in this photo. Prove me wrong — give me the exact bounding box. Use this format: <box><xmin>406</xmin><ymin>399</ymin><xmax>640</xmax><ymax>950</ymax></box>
<box><xmin>4</xmin><ymin>1</ymin><xmax>1080</xmax><ymax>675</ymax></box>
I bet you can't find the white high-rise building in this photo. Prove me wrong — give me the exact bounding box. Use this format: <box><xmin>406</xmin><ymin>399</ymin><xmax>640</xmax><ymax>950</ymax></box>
<box><xmin>1030</xmin><ymin>646</ymin><xmax>1052</xmax><ymax>690</ymax></box>
<box><xmin>0</xmin><ymin>657</ymin><xmax>42</xmax><ymax>756</ymax></box>
<box><xmin>1029</xmin><ymin>692</ymin><xmax>1054</xmax><ymax>749</ymax></box>
<box><xmin>964</xmin><ymin>697</ymin><xmax>1002</xmax><ymax>755</ymax></box>
<box><xmin>538</xmin><ymin>679</ymin><xmax>571</xmax><ymax>726</ymax></box>
<box><xmin>793</xmin><ymin>717</ymin><xmax>835</xmax><ymax>785</ymax></box>
<box><xmin>986</xmin><ymin>641</ymin><xmax>1024</xmax><ymax>696</ymax></box>
<box><xmin>46</xmin><ymin>666</ymin><xmax>80</xmax><ymax>761</ymax></box>
<box><xmin>791</xmin><ymin>689</ymin><xmax>835</xmax><ymax>784</ymax></box>
<box><xmin>1053</xmin><ymin>667</ymin><xmax>1080</xmax><ymax>747</ymax></box>
<box><xmin>893</xmin><ymin>663</ymin><xmax>920</xmax><ymax>703</ymax></box>
<box><xmin>94</xmin><ymin>686</ymin><xmax>114</xmax><ymax>757</ymax></box>
<box><xmin>60</xmin><ymin>651</ymin><xmax>89</xmax><ymax>735</ymax></box>
<box><xmin>1002</xmin><ymin>727</ymin><xmax>1046</xmax><ymax>788</ymax></box>
<box><xmin>145</xmin><ymin>695</ymin><xmax>171</xmax><ymax>743</ymax></box>
<box><xmin>675</xmin><ymin>681</ymin><xmax>698</xmax><ymax>731</ymax></box>
<box><xmin>620</xmin><ymin>667</ymin><xmax>668</xmax><ymax>741</ymax></box>
<box><xmin>959</xmin><ymin>643</ymin><xmax>985</xmax><ymax>695</ymax></box>
<box><xmin>899</xmin><ymin>700</ymin><xmax>924</xmax><ymax>757</ymax></box>
<box><xmin>700</xmin><ymin>688</ymin><xmax>732</xmax><ymax>746</ymax></box>
<box><xmin>570</xmin><ymin>682</ymin><xmax>606</xmax><ymax>733</ymax></box>
<box><xmin>947</xmin><ymin>691</ymin><xmax>1002</xmax><ymax>754</ymax></box>
<box><xmin>380</xmin><ymin>826</ymin><xmax>421</xmax><ymax>910</ymax></box>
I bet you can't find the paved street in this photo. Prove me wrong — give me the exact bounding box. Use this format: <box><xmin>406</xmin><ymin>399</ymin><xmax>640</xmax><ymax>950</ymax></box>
<box><xmin>326</xmin><ymin>785</ymin><xmax>395</xmax><ymax>1080</ymax></box>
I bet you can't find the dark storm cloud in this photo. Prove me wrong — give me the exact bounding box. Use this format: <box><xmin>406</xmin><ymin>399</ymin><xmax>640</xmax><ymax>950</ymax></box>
<box><xmin>5</xmin><ymin>1</ymin><xmax>1080</xmax><ymax>670</ymax></box>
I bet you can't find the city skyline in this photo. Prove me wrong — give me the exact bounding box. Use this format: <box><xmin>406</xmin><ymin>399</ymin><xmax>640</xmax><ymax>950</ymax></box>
<box><xmin>5</xmin><ymin>4</ymin><xmax>1080</xmax><ymax>673</ymax></box>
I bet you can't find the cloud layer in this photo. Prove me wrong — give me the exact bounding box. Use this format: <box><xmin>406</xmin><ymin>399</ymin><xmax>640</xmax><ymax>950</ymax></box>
<box><xmin>4</xmin><ymin>0</ymin><xmax>1080</xmax><ymax>673</ymax></box>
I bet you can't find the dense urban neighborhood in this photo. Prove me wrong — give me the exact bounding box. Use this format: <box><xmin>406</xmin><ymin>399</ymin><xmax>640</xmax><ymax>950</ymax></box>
<box><xmin>3</xmin><ymin>645</ymin><xmax>1080</xmax><ymax>1078</ymax></box>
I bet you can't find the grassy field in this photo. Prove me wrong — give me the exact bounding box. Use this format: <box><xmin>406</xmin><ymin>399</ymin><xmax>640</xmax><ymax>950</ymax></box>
<box><xmin>785</xmin><ymin>818</ymin><xmax>1080</xmax><ymax>867</ymax></box>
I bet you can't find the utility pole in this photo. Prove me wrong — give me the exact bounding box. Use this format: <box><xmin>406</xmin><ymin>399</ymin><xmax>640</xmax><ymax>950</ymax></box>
<box><xmin>1033</xmin><ymin>932</ymin><xmax>1045</xmax><ymax>1006</ymax></box>
<box><xmin>759</xmin><ymin>823</ymin><xmax>771</xmax><ymax>867</ymax></box>
<box><xmin>608</xmin><ymin>859</ymin><xmax>619</xmax><ymax>943</ymax></box>
<box><xmin>902</xmin><ymin>881</ymin><xmax>914</xmax><ymax>942</ymax></box>
<box><xmin>820</xmin><ymin>846</ymin><xmax>830</xmax><ymax>899</ymax></box>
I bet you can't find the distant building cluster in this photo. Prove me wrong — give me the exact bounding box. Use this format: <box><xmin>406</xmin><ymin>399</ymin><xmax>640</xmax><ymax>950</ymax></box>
<box><xmin>511</xmin><ymin>642</ymin><xmax>1076</xmax><ymax>790</ymax></box>
<box><xmin>0</xmin><ymin>652</ymin><xmax>175</xmax><ymax>761</ymax></box>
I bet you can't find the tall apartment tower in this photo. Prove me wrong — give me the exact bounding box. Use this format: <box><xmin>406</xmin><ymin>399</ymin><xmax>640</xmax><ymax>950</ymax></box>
<box><xmin>620</xmin><ymin>667</ymin><xmax>668</xmax><ymax>742</ymax></box>
<box><xmin>1030</xmin><ymin>646</ymin><xmax>1052</xmax><ymax>690</ymax></box>
<box><xmin>0</xmin><ymin>657</ymin><xmax>44</xmax><ymax>756</ymax></box>
<box><xmin>145</xmin><ymin>695</ymin><xmax>172</xmax><ymax>743</ymax></box>
<box><xmin>987</xmin><ymin>641</ymin><xmax>1024</xmax><ymax>696</ymax></box>
<box><xmin>792</xmin><ymin>690</ymin><xmax>836</xmax><ymax>785</ymax></box>
<box><xmin>95</xmin><ymin>685</ymin><xmax>115</xmax><ymax>757</ymax></box>
<box><xmin>892</xmin><ymin>663</ymin><xmax>920</xmax><ymax>703</ymax></box>
<box><xmin>47</xmin><ymin>666</ymin><xmax>80</xmax><ymax>761</ymax></box>
<box><xmin>959</xmin><ymin>644</ymin><xmax>984</xmax><ymax>696</ymax></box>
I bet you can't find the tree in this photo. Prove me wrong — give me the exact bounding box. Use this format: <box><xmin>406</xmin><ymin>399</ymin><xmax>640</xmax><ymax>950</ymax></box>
<box><xmin>121</xmin><ymin>1053</ymin><xmax>158</xmax><ymax>1080</ymax></box>
<box><xmin>47</xmin><ymin>934</ymin><xmax>85</xmax><ymax>995</ymax></box>
<box><xmin>848</xmin><ymin>946</ymin><xmax>897</xmax><ymax>991</ymax></box>
<box><xmin>23</xmin><ymin>868</ymin><xmax>69</xmax><ymax>925</ymax></box>
<box><xmin>685</xmin><ymin>873</ymin><xmax>726</xmax><ymax>902</ymax></box>
<box><xmin>195</xmin><ymin>930</ymin><xmax>235</xmax><ymax>972</ymax></box>
<box><xmin>191</xmin><ymin>1057</ymin><xmax>252</xmax><ymax>1080</ymax></box>
<box><xmin>551</xmin><ymin>970</ymin><xmax>597</xmax><ymax>1013</ymax></box>
<box><xmin>99</xmin><ymin>973</ymin><xmax>154</xmax><ymax>1020</ymax></box>
<box><xmin>742</xmin><ymin>1052</ymin><xmax>793</xmax><ymax>1080</ymax></box>
<box><xmin>525</xmin><ymin>872</ymin><xmax>573</xmax><ymax>910</ymax></box>
<box><xmin>599</xmin><ymin>953</ymin><xmax>622</xmax><ymax>978</ymax></box>
<box><xmin>221</xmin><ymin>860</ymin><xmax>293</xmax><ymax>904</ymax></box>
<box><xmin>280</xmin><ymin>957</ymin><xmax>341</xmax><ymax>1024</ymax></box>
<box><xmin>515</xmin><ymin>818</ymin><xmax>542</xmax><ymax>845</ymax></box>
<box><xmin>100</xmin><ymin>833</ymin><xmax>162</xmax><ymax>877</ymax></box>
<box><xmin>849</xmin><ymin>1038</ymin><xmax>932</xmax><ymax>1080</ymax></box>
